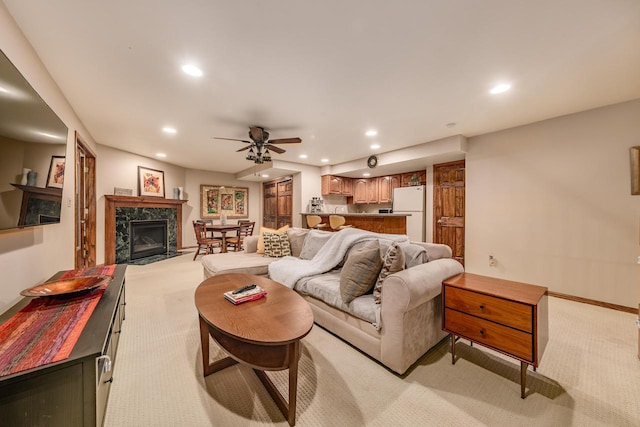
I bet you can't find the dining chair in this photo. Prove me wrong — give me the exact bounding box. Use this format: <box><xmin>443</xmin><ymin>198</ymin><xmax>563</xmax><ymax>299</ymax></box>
<box><xmin>226</xmin><ymin>221</ymin><xmax>255</xmax><ymax>252</ymax></box>
<box><xmin>193</xmin><ymin>220</ymin><xmax>222</xmax><ymax>260</ymax></box>
<box><xmin>306</xmin><ymin>215</ymin><xmax>328</xmax><ymax>229</ymax></box>
<box><xmin>329</xmin><ymin>215</ymin><xmax>353</xmax><ymax>230</ymax></box>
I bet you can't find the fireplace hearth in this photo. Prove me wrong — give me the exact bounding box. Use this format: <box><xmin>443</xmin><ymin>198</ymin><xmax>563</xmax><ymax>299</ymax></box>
<box><xmin>129</xmin><ymin>220</ymin><xmax>168</xmax><ymax>260</ymax></box>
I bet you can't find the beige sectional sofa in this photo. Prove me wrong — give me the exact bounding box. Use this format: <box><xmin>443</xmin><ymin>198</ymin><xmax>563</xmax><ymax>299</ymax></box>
<box><xmin>201</xmin><ymin>227</ymin><xmax>463</xmax><ymax>375</ymax></box>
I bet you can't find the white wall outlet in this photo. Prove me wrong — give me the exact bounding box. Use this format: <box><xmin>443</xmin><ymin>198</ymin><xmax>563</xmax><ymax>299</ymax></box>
<box><xmin>489</xmin><ymin>255</ymin><xmax>497</xmax><ymax>267</ymax></box>
<box><xmin>67</xmin><ymin>197</ymin><xmax>72</xmax><ymax>208</ymax></box>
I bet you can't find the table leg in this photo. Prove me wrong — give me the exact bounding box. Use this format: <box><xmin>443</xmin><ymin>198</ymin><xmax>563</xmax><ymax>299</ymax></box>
<box><xmin>220</xmin><ymin>231</ymin><xmax>227</xmax><ymax>253</ymax></box>
<box><xmin>200</xmin><ymin>316</ymin><xmax>238</xmax><ymax>376</ymax></box>
<box><xmin>451</xmin><ymin>334</ymin><xmax>456</xmax><ymax>365</ymax></box>
<box><xmin>520</xmin><ymin>361</ymin><xmax>527</xmax><ymax>399</ymax></box>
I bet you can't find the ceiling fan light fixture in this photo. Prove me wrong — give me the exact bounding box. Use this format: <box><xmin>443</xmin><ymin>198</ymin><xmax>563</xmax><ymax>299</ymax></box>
<box><xmin>246</xmin><ymin>147</ymin><xmax>256</xmax><ymax>161</ymax></box>
<box><xmin>262</xmin><ymin>148</ymin><xmax>272</xmax><ymax>162</ymax></box>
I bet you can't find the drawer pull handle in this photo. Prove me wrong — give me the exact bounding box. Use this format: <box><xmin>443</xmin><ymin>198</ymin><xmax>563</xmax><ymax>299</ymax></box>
<box><xmin>104</xmin><ymin>378</ymin><xmax>113</xmax><ymax>384</ymax></box>
<box><xmin>479</xmin><ymin>329</ymin><xmax>485</xmax><ymax>336</ymax></box>
<box><xmin>479</xmin><ymin>304</ymin><xmax>485</xmax><ymax>310</ymax></box>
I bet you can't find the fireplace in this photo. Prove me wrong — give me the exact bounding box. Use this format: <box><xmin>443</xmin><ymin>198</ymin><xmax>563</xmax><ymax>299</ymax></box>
<box><xmin>129</xmin><ymin>220</ymin><xmax>168</xmax><ymax>260</ymax></box>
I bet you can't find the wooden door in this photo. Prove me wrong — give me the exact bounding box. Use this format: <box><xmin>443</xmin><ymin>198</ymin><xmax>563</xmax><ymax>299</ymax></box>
<box><xmin>276</xmin><ymin>177</ymin><xmax>293</xmax><ymax>228</ymax></box>
<box><xmin>433</xmin><ymin>160</ymin><xmax>465</xmax><ymax>265</ymax></box>
<box><xmin>263</xmin><ymin>176</ymin><xmax>293</xmax><ymax>228</ymax></box>
<box><xmin>263</xmin><ymin>181</ymin><xmax>277</xmax><ymax>228</ymax></box>
<box><xmin>74</xmin><ymin>133</ymin><xmax>96</xmax><ymax>268</ymax></box>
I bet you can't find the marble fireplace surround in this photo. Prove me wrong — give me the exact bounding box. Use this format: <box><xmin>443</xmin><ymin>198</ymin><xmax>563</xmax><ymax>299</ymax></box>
<box><xmin>104</xmin><ymin>195</ymin><xmax>187</xmax><ymax>264</ymax></box>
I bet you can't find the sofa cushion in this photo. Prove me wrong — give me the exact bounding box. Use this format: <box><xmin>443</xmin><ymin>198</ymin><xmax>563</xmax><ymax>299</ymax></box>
<box><xmin>201</xmin><ymin>252</ymin><xmax>275</xmax><ymax>278</ymax></box>
<box><xmin>374</xmin><ymin>241</ymin><xmax>405</xmax><ymax>304</ymax></box>
<box><xmin>287</xmin><ymin>227</ymin><xmax>309</xmax><ymax>257</ymax></box>
<box><xmin>299</xmin><ymin>229</ymin><xmax>333</xmax><ymax>260</ymax></box>
<box><xmin>256</xmin><ymin>225</ymin><xmax>289</xmax><ymax>254</ymax></box>
<box><xmin>262</xmin><ymin>232</ymin><xmax>292</xmax><ymax>258</ymax></box>
<box><xmin>295</xmin><ymin>271</ymin><xmax>379</xmax><ymax>325</ymax></box>
<box><xmin>340</xmin><ymin>240</ymin><xmax>383</xmax><ymax>303</ymax></box>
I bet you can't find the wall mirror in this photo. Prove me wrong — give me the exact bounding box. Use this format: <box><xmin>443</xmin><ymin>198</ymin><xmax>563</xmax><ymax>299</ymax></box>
<box><xmin>0</xmin><ymin>49</ymin><xmax>68</xmax><ymax>231</ymax></box>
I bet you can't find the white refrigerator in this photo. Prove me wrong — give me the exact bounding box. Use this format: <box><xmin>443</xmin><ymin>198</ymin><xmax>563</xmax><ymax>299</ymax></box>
<box><xmin>392</xmin><ymin>185</ymin><xmax>426</xmax><ymax>242</ymax></box>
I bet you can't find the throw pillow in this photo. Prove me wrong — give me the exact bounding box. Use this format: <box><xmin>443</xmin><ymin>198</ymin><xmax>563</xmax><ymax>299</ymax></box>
<box><xmin>374</xmin><ymin>242</ymin><xmax>405</xmax><ymax>304</ymax></box>
<box><xmin>287</xmin><ymin>227</ymin><xmax>309</xmax><ymax>258</ymax></box>
<box><xmin>256</xmin><ymin>225</ymin><xmax>289</xmax><ymax>254</ymax></box>
<box><xmin>262</xmin><ymin>232</ymin><xmax>292</xmax><ymax>258</ymax></box>
<box><xmin>299</xmin><ymin>229</ymin><xmax>333</xmax><ymax>260</ymax></box>
<box><xmin>340</xmin><ymin>240</ymin><xmax>383</xmax><ymax>303</ymax></box>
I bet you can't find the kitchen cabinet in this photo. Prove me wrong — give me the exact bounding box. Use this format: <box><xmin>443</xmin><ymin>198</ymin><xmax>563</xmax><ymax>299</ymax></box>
<box><xmin>366</xmin><ymin>178</ymin><xmax>379</xmax><ymax>203</ymax></box>
<box><xmin>401</xmin><ymin>170</ymin><xmax>426</xmax><ymax>187</ymax></box>
<box><xmin>378</xmin><ymin>175</ymin><xmax>401</xmax><ymax>203</ymax></box>
<box><xmin>353</xmin><ymin>178</ymin><xmax>368</xmax><ymax>203</ymax></box>
<box><xmin>321</xmin><ymin>175</ymin><xmax>352</xmax><ymax>196</ymax></box>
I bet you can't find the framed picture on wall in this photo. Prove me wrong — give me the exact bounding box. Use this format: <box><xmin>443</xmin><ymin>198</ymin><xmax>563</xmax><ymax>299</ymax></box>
<box><xmin>46</xmin><ymin>155</ymin><xmax>66</xmax><ymax>188</ymax></box>
<box><xmin>138</xmin><ymin>166</ymin><xmax>165</xmax><ymax>197</ymax></box>
<box><xmin>200</xmin><ymin>184</ymin><xmax>248</xmax><ymax>219</ymax></box>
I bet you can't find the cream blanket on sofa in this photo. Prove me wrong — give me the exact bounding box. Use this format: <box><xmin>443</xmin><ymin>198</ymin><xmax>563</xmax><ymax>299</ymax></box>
<box><xmin>268</xmin><ymin>228</ymin><xmax>408</xmax><ymax>288</ymax></box>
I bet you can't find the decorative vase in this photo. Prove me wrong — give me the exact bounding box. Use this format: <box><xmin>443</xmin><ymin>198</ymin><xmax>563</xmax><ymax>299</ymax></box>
<box><xmin>178</xmin><ymin>187</ymin><xmax>184</xmax><ymax>200</ymax></box>
<box><xmin>173</xmin><ymin>187</ymin><xmax>180</xmax><ymax>199</ymax></box>
<box><xmin>27</xmin><ymin>171</ymin><xmax>37</xmax><ymax>187</ymax></box>
<box><xmin>21</xmin><ymin>168</ymin><xmax>30</xmax><ymax>185</ymax></box>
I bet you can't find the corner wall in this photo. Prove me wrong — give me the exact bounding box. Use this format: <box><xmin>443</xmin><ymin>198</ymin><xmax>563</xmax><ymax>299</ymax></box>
<box><xmin>466</xmin><ymin>99</ymin><xmax>640</xmax><ymax>307</ymax></box>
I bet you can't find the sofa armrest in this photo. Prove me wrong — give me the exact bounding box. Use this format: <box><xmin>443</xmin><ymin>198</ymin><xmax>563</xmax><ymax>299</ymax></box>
<box><xmin>381</xmin><ymin>258</ymin><xmax>464</xmax><ymax>313</ymax></box>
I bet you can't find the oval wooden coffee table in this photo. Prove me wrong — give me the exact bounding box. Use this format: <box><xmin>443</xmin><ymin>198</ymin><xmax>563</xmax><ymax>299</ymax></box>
<box><xmin>195</xmin><ymin>273</ymin><xmax>314</xmax><ymax>426</ymax></box>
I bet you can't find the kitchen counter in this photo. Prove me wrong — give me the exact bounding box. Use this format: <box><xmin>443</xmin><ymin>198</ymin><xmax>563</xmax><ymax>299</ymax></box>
<box><xmin>301</xmin><ymin>213</ymin><xmax>407</xmax><ymax>234</ymax></box>
<box><xmin>302</xmin><ymin>212</ymin><xmax>410</xmax><ymax>217</ymax></box>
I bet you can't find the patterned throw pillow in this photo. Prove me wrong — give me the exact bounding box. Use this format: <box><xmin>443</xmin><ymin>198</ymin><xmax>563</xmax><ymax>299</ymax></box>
<box><xmin>257</xmin><ymin>225</ymin><xmax>289</xmax><ymax>254</ymax></box>
<box><xmin>262</xmin><ymin>232</ymin><xmax>292</xmax><ymax>258</ymax></box>
<box><xmin>374</xmin><ymin>242</ymin><xmax>405</xmax><ymax>304</ymax></box>
<box><xmin>340</xmin><ymin>240</ymin><xmax>383</xmax><ymax>303</ymax></box>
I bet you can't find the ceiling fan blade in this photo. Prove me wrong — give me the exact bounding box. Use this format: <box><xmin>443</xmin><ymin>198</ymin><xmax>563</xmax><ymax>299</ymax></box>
<box><xmin>264</xmin><ymin>144</ymin><xmax>285</xmax><ymax>154</ymax></box>
<box><xmin>213</xmin><ymin>137</ymin><xmax>252</xmax><ymax>143</ymax></box>
<box><xmin>236</xmin><ymin>146</ymin><xmax>252</xmax><ymax>152</ymax></box>
<box><xmin>268</xmin><ymin>137</ymin><xmax>301</xmax><ymax>144</ymax></box>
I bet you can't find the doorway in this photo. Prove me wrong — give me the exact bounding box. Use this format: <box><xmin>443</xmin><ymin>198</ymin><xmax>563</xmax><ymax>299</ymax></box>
<box><xmin>433</xmin><ymin>160</ymin><xmax>465</xmax><ymax>265</ymax></box>
<box><xmin>262</xmin><ymin>176</ymin><xmax>293</xmax><ymax>228</ymax></box>
<box><xmin>75</xmin><ymin>132</ymin><xmax>97</xmax><ymax>268</ymax></box>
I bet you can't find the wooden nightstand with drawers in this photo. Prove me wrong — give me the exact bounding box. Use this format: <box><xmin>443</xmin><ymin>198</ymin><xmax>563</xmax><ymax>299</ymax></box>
<box><xmin>442</xmin><ymin>273</ymin><xmax>549</xmax><ymax>399</ymax></box>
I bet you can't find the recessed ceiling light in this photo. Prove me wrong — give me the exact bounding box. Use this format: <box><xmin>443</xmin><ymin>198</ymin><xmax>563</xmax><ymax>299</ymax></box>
<box><xmin>162</xmin><ymin>126</ymin><xmax>177</xmax><ymax>134</ymax></box>
<box><xmin>261</xmin><ymin>174</ymin><xmax>269</xmax><ymax>178</ymax></box>
<box><xmin>321</xmin><ymin>158</ymin><xmax>329</xmax><ymax>163</ymax></box>
<box><xmin>490</xmin><ymin>83</ymin><xmax>511</xmax><ymax>94</ymax></box>
<box><xmin>156</xmin><ymin>153</ymin><xmax>167</xmax><ymax>158</ymax></box>
<box><xmin>182</xmin><ymin>64</ymin><xmax>203</xmax><ymax>77</ymax></box>
<box><xmin>370</xmin><ymin>144</ymin><xmax>380</xmax><ymax>150</ymax></box>
<box><xmin>299</xmin><ymin>154</ymin><xmax>308</xmax><ymax>159</ymax></box>
<box><xmin>365</xmin><ymin>130</ymin><xmax>377</xmax><ymax>137</ymax></box>
<box><xmin>363</xmin><ymin>172</ymin><xmax>371</xmax><ymax>177</ymax></box>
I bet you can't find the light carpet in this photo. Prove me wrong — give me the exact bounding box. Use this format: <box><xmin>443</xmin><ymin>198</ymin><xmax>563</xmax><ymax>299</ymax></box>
<box><xmin>104</xmin><ymin>254</ymin><xmax>640</xmax><ymax>426</ymax></box>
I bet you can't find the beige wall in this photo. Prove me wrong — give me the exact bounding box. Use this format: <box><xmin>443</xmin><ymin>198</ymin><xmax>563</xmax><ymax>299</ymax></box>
<box><xmin>0</xmin><ymin>4</ymin><xmax>98</xmax><ymax>313</ymax></box>
<box><xmin>466</xmin><ymin>99</ymin><xmax>640</xmax><ymax>307</ymax></box>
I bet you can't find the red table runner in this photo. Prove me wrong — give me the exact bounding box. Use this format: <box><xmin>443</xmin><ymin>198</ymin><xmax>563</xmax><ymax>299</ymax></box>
<box><xmin>0</xmin><ymin>265</ymin><xmax>116</xmax><ymax>377</ymax></box>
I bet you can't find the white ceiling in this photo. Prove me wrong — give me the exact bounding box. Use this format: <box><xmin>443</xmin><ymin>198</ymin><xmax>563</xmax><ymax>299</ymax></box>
<box><xmin>4</xmin><ymin>0</ymin><xmax>640</xmax><ymax>177</ymax></box>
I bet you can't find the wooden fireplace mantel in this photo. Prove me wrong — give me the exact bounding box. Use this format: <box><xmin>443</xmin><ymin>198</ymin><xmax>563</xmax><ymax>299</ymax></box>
<box><xmin>104</xmin><ymin>195</ymin><xmax>187</xmax><ymax>264</ymax></box>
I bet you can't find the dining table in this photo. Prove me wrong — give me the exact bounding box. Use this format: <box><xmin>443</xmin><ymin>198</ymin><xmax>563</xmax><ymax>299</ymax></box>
<box><xmin>205</xmin><ymin>223</ymin><xmax>240</xmax><ymax>253</ymax></box>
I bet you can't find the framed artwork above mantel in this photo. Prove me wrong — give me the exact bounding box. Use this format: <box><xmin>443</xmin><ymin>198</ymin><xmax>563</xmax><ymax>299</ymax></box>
<box><xmin>200</xmin><ymin>185</ymin><xmax>248</xmax><ymax>219</ymax></box>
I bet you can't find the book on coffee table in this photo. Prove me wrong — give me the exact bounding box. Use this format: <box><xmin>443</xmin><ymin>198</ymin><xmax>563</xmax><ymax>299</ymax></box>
<box><xmin>224</xmin><ymin>285</ymin><xmax>267</xmax><ymax>305</ymax></box>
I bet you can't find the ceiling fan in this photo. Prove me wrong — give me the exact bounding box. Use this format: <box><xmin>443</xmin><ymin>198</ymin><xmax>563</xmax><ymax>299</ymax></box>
<box><xmin>213</xmin><ymin>126</ymin><xmax>302</xmax><ymax>164</ymax></box>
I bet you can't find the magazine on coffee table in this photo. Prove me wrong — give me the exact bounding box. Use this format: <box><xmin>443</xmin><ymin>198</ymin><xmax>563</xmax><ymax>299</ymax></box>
<box><xmin>224</xmin><ymin>285</ymin><xmax>267</xmax><ymax>305</ymax></box>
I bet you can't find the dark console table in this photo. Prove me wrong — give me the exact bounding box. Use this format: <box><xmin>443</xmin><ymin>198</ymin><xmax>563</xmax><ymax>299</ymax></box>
<box><xmin>0</xmin><ymin>265</ymin><xmax>127</xmax><ymax>426</ymax></box>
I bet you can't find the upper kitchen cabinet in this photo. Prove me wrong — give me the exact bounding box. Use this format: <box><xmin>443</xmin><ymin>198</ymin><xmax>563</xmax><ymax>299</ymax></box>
<box><xmin>378</xmin><ymin>174</ymin><xmax>401</xmax><ymax>203</ymax></box>
<box><xmin>401</xmin><ymin>170</ymin><xmax>426</xmax><ymax>187</ymax></box>
<box><xmin>321</xmin><ymin>175</ymin><xmax>352</xmax><ymax>196</ymax></box>
<box><xmin>352</xmin><ymin>178</ymin><xmax>368</xmax><ymax>204</ymax></box>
